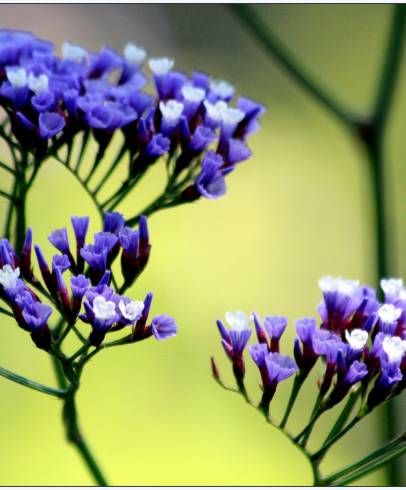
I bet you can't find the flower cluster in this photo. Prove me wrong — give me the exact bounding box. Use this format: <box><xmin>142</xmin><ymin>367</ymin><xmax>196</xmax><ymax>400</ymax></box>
<box><xmin>0</xmin><ymin>211</ymin><xmax>177</xmax><ymax>351</ymax></box>
<box><xmin>213</xmin><ymin>276</ymin><xmax>406</xmax><ymax>416</ymax></box>
<box><xmin>0</xmin><ymin>29</ymin><xmax>264</xmax><ymax>202</ymax></box>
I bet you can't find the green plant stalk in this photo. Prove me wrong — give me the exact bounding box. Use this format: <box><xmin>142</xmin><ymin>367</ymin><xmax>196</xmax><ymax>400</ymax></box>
<box><xmin>322</xmin><ymin>389</ymin><xmax>360</xmax><ymax>446</ymax></box>
<box><xmin>324</xmin><ymin>432</ymin><xmax>406</xmax><ymax>485</ymax></box>
<box><xmin>280</xmin><ymin>372</ymin><xmax>306</xmax><ymax>428</ymax></box>
<box><xmin>0</xmin><ymin>365</ymin><xmax>66</xmax><ymax>398</ymax></box>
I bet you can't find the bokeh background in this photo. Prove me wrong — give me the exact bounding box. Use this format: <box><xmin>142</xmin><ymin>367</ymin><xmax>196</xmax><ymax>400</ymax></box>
<box><xmin>0</xmin><ymin>3</ymin><xmax>405</xmax><ymax>485</ymax></box>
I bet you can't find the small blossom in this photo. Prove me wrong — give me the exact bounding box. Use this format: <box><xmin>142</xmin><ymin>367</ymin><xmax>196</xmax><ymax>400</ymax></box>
<box><xmin>123</xmin><ymin>43</ymin><xmax>146</xmax><ymax>66</ymax></box>
<box><xmin>151</xmin><ymin>314</ymin><xmax>178</xmax><ymax>340</ymax></box>
<box><xmin>148</xmin><ymin>57</ymin><xmax>174</xmax><ymax>75</ymax></box>
<box><xmin>0</xmin><ymin>264</ymin><xmax>20</xmax><ymax>290</ymax></box>
<box><xmin>345</xmin><ymin>328</ymin><xmax>369</xmax><ymax>350</ymax></box>
<box><xmin>382</xmin><ymin>336</ymin><xmax>406</xmax><ymax>364</ymax></box>
<box><xmin>62</xmin><ymin>41</ymin><xmax>87</xmax><ymax>62</ymax></box>
<box><xmin>118</xmin><ymin>299</ymin><xmax>144</xmax><ymax>322</ymax></box>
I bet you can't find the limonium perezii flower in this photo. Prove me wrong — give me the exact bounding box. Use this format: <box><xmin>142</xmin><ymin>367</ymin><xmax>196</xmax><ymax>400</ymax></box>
<box><xmin>211</xmin><ymin>276</ymin><xmax>406</xmax><ymax>445</ymax></box>
<box><xmin>0</xmin><ymin>29</ymin><xmax>265</xmax><ymax>229</ymax></box>
<box><xmin>0</xmin><ymin>211</ymin><xmax>177</xmax><ymax>351</ymax></box>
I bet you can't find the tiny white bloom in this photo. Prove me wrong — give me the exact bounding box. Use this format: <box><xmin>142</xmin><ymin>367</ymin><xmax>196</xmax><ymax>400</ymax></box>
<box><xmin>148</xmin><ymin>57</ymin><xmax>174</xmax><ymax>75</ymax></box>
<box><xmin>118</xmin><ymin>299</ymin><xmax>144</xmax><ymax>322</ymax></box>
<box><xmin>62</xmin><ymin>42</ymin><xmax>87</xmax><ymax>63</ymax></box>
<box><xmin>27</xmin><ymin>73</ymin><xmax>49</xmax><ymax>94</ymax></box>
<box><xmin>225</xmin><ymin>311</ymin><xmax>250</xmax><ymax>331</ymax></box>
<box><xmin>6</xmin><ymin>67</ymin><xmax>27</xmax><ymax>88</ymax></box>
<box><xmin>209</xmin><ymin>79</ymin><xmax>234</xmax><ymax>99</ymax></box>
<box><xmin>0</xmin><ymin>265</ymin><xmax>20</xmax><ymax>289</ymax></box>
<box><xmin>345</xmin><ymin>328</ymin><xmax>368</xmax><ymax>350</ymax></box>
<box><xmin>319</xmin><ymin>276</ymin><xmax>339</xmax><ymax>293</ymax></box>
<box><xmin>93</xmin><ymin>295</ymin><xmax>116</xmax><ymax>321</ymax></box>
<box><xmin>378</xmin><ymin>303</ymin><xmax>402</xmax><ymax>324</ymax></box>
<box><xmin>159</xmin><ymin>99</ymin><xmax>184</xmax><ymax>124</ymax></box>
<box><xmin>181</xmin><ymin>84</ymin><xmax>205</xmax><ymax>103</ymax></box>
<box><xmin>203</xmin><ymin>100</ymin><xmax>225</xmax><ymax>122</ymax></box>
<box><xmin>381</xmin><ymin>278</ymin><xmax>404</xmax><ymax>298</ymax></box>
<box><xmin>123</xmin><ymin>42</ymin><xmax>146</xmax><ymax>66</ymax></box>
<box><xmin>382</xmin><ymin>336</ymin><xmax>406</xmax><ymax>364</ymax></box>
<box><xmin>219</xmin><ymin>105</ymin><xmax>245</xmax><ymax>126</ymax></box>
<box><xmin>337</xmin><ymin>278</ymin><xmax>360</xmax><ymax>296</ymax></box>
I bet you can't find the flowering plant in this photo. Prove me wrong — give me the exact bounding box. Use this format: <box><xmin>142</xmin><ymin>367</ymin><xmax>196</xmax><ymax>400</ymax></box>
<box><xmin>0</xmin><ymin>29</ymin><xmax>263</xmax><ymax>485</ymax></box>
<box><xmin>212</xmin><ymin>276</ymin><xmax>406</xmax><ymax>485</ymax></box>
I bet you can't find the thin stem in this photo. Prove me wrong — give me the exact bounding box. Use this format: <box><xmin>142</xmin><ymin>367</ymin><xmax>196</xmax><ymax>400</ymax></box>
<box><xmin>0</xmin><ymin>305</ymin><xmax>13</xmax><ymax>317</ymax></box>
<box><xmin>229</xmin><ymin>4</ymin><xmax>356</xmax><ymax>127</ymax></box>
<box><xmin>0</xmin><ymin>365</ymin><xmax>66</xmax><ymax>398</ymax></box>
<box><xmin>311</xmin><ymin>413</ymin><xmax>364</xmax><ymax>463</ymax></box>
<box><xmin>63</xmin><ymin>390</ymin><xmax>108</xmax><ymax>485</ymax></box>
<box><xmin>280</xmin><ymin>372</ymin><xmax>306</xmax><ymax>428</ymax></box>
<box><xmin>322</xmin><ymin>389</ymin><xmax>359</xmax><ymax>446</ymax></box>
<box><xmin>0</xmin><ymin>161</ymin><xmax>16</xmax><ymax>175</ymax></box>
<box><xmin>324</xmin><ymin>432</ymin><xmax>406</xmax><ymax>484</ymax></box>
<box><xmin>93</xmin><ymin>145</ymin><xmax>128</xmax><ymax>196</ymax></box>
<box><xmin>329</xmin><ymin>442</ymin><xmax>406</xmax><ymax>486</ymax></box>
<box><xmin>372</xmin><ymin>5</ymin><xmax>406</xmax><ymax>132</ymax></box>
<box><xmin>0</xmin><ymin>189</ymin><xmax>15</xmax><ymax>201</ymax></box>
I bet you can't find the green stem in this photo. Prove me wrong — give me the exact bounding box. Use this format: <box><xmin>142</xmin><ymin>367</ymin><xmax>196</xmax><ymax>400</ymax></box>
<box><xmin>229</xmin><ymin>4</ymin><xmax>356</xmax><ymax>127</ymax></box>
<box><xmin>324</xmin><ymin>432</ymin><xmax>406</xmax><ymax>485</ymax></box>
<box><xmin>328</xmin><ymin>442</ymin><xmax>406</xmax><ymax>486</ymax></box>
<box><xmin>63</xmin><ymin>389</ymin><xmax>108</xmax><ymax>485</ymax></box>
<box><xmin>322</xmin><ymin>389</ymin><xmax>359</xmax><ymax>446</ymax></box>
<box><xmin>0</xmin><ymin>365</ymin><xmax>66</xmax><ymax>398</ymax></box>
<box><xmin>93</xmin><ymin>145</ymin><xmax>128</xmax><ymax>196</ymax></box>
<box><xmin>311</xmin><ymin>413</ymin><xmax>364</xmax><ymax>463</ymax></box>
<box><xmin>280</xmin><ymin>373</ymin><xmax>306</xmax><ymax>428</ymax></box>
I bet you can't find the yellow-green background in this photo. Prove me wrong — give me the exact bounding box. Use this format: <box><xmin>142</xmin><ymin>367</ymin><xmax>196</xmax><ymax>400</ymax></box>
<box><xmin>0</xmin><ymin>4</ymin><xmax>405</xmax><ymax>485</ymax></box>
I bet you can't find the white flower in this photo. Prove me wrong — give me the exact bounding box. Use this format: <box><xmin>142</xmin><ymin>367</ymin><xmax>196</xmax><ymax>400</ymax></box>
<box><xmin>159</xmin><ymin>99</ymin><xmax>184</xmax><ymax>124</ymax></box>
<box><xmin>181</xmin><ymin>84</ymin><xmax>205</xmax><ymax>103</ymax></box>
<box><xmin>148</xmin><ymin>57</ymin><xmax>174</xmax><ymax>75</ymax></box>
<box><xmin>6</xmin><ymin>67</ymin><xmax>27</xmax><ymax>88</ymax></box>
<box><xmin>225</xmin><ymin>311</ymin><xmax>250</xmax><ymax>331</ymax></box>
<box><xmin>380</xmin><ymin>278</ymin><xmax>406</xmax><ymax>301</ymax></box>
<box><xmin>123</xmin><ymin>43</ymin><xmax>146</xmax><ymax>66</ymax></box>
<box><xmin>318</xmin><ymin>276</ymin><xmax>338</xmax><ymax>293</ymax></box>
<box><xmin>345</xmin><ymin>328</ymin><xmax>368</xmax><ymax>350</ymax></box>
<box><xmin>382</xmin><ymin>336</ymin><xmax>406</xmax><ymax>364</ymax></box>
<box><xmin>27</xmin><ymin>73</ymin><xmax>49</xmax><ymax>94</ymax></box>
<box><xmin>203</xmin><ymin>100</ymin><xmax>225</xmax><ymax>122</ymax></box>
<box><xmin>118</xmin><ymin>299</ymin><xmax>144</xmax><ymax>322</ymax></box>
<box><xmin>219</xmin><ymin>105</ymin><xmax>245</xmax><ymax>126</ymax></box>
<box><xmin>0</xmin><ymin>265</ymin><xmax>20</xmax><ymax>289</ymax></box>
<box><xmin>209</xmin><ymin>79</ymin><xmax>234</xmax><ymax>99</ymax></box>
<box><xmin>93</xmin><ymin>295</ymin><xmax>116</xmax><ymax>321</ymax></box>
<box><xmin>378</xmin><ymin>303</ymin><xmax>402</xmax><ymax>324</ymax></box>
<box><xmin>318</xmin><ymin>276</ymin><xmax>359</xmax><ymax>295</ymax></box>
<box><xmin>62</xmin><ymin>42</ymin><xmax>87</xmax><ymax>63</ymax></box>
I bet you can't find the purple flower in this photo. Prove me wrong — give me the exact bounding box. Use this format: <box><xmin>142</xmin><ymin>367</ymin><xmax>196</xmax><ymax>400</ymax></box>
<box><xmin>344</xmin><ymin>360</ymin><xmax>368</xmax><ymax>386</ymax></box>
<box><xmin>264</xmin><ymin>316</ymin><xmax>287</xmax><ymax>341</ymax></box>
<box><xmin>227</xmin><ymin>139</ymin><xmax>252</xmax><ymax>165</ymax></box>
<box><xmin>265</xmin><ymin>352</ymin><xmax>298</xmax><ymax>384</ymax></box>
<box><xmin>71</xmin><ymin>216</ymin><xmax>89</xmax><ymax>248</ymax></box>
<box><xmin>20</xmin><ymin>296</ymin><xmax>52</xmax><ymax>331</ymax></box>
<box><xmin>145</xmin><ymin>134</ymin><xmax>170</xmax><ymax>159</ymax></box>
<box><xmin>52</xmin><ymin>254</ymin><xmax>71</xmax><ymax>273</ymax></box>
<box><xmin>48</xmin><ymin>228</ymin><xmax>70</xmax><ymax>255</ymax></box>
<box><xmin>151</xmin><ymin>314</ymin><xmax>178</xmax><ymax>340</ymax></box>
<box><xmin>104</xmin><ymin>212</ymin><xmax>125</xmax><ymax>235</ymax></box>
<box><xmin>31</xmin><ymin>90</ymin><xmax>55</xmax><ymax>113</ymax></box>
<box><xmin>195</xmin><ymin>151</ymin><xmax>226</xmax><ymax>200</ymax></box>
<box><xmin>71</xmin><ymin>274</ymin><xmax>90</xmax><ymax>298</ymax></box>
<box><xmin>249</xmin><ymin>343</ymin><xmax>269</xmax><ymax>369</ymax></box>
<box><xmin>38</xmin><ymin>111</ymin><xmax>65</xmax><ymax>138</ymax></box>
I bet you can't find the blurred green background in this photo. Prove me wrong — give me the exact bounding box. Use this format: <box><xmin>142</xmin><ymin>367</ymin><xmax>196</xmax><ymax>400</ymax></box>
<box><xmin>0</xmin><ymin>4</ymin><xmax>405</xmax><ymax>485</ymax></box>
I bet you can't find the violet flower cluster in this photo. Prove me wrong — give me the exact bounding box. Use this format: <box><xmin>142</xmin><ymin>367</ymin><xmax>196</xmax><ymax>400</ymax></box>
<box><xmin>0</xmin><ymin>29</ymin><xmax>265</xmax><ymax>221</ymax></box>
<box><xmin>212</xmin><ymin>276</ymin><xmax>406</xmax><ymax>421</ymax></box>
<box><xmin>0</xmin><ymin>211</ymin><xmax>177</xmax><ymax>352</ymax></box>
